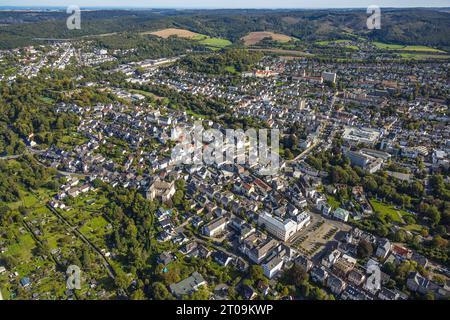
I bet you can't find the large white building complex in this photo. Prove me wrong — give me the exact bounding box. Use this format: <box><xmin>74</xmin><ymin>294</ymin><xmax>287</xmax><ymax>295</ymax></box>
<box><xmin>258</xmin><ymin>211</ymin><xmax>311</xmax><ymax>242</ymax></box>
<box><xmin>342</xmin><ymin>126</ymin><xmax>382</xmax><ymax>146</ymax></box>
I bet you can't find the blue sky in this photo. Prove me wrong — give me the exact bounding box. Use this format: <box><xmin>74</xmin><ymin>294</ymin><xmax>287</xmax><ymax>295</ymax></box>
<box><xmin>2</xmin><ymin>1</ymin><xmax>450</xmax><ymax>9</ymax></box>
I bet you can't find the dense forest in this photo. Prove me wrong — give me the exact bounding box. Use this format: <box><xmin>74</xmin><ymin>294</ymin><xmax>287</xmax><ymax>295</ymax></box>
<box><xmin>94</xmin><ymin>33</ymin><xmax>206</xmax><ymax>63</ymax></box>
<box><xmin>1</xmin><ymin>8</ymin><xmax>450</xmax><ymax>50</ymax></box>
<box><xmin>0</xmin><ymin>67</ymin><xmax>117</xmax><ymax>155</ymax></box>
<box><xmin>180</xmin><ymin>49</ymin><xmax>263</xmax><ymax>74</ymax></box>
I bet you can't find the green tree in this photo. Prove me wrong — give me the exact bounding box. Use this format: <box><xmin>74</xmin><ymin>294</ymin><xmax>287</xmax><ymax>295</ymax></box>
<box><xmin>152</xmin><ymin>282</ymin><xmax>173</xmax><ymax>300</ymax></box>
<box><xmin>284</xmin><ymin>264</ymin><xmax>308</xmax><ymax>287</ymax></box>
<box><xmin>130</xmin><ymin>289</ymin><xmax>146</xmax><ymax>300</ymax></box>
<box><xmin>357</xmin><ymin>239</ymin><xmax>373</xmax><ymax>259</ymax></box>
<box><xmin>249</xmin><ymin>265</ymin><xmax>264</xmax><ymax>282</ymax></box>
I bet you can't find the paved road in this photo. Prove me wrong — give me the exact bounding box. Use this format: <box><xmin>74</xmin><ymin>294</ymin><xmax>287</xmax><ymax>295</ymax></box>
<box><xmin>0</xmin><ymin>154</ymin><xmax>22</xmax><ymax>160</ymax></box>
<box><xmin>286</xmin><ymin>141</ymin><xmax>320</xmax><ymax>163</ymax></box>
<box><xmin>0</xmin><ymin>147</ymin><xmax>46</xmax><ymax>160</ymax></box>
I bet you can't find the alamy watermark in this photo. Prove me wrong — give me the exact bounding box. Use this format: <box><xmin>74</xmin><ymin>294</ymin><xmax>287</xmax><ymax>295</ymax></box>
<box><xmin>367</xmin><ymin>5</ymin><xmax>381</xmax><ymax>30</ymax></box>
<box><xmin>66</xmin><ymin>265</ymin><xmax>81</xmax><ymax>290</ymax></box>
<box><xmin>171</xmin><ymin>121</ymin><xmax>280</xmax><ymax>175</ymax></box>
<box><xmin>66</xmin><ymin>5</ymin><xmax>81</xmax><ymax>30</ymax></box>
<box><xmin>366</xmin><ymin>264</ymin><xmax>381</xmax><ymax>292</ymax></box>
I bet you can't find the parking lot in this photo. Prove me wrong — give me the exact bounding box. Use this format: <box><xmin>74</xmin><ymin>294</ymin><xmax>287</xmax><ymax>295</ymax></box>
<box><xmin>289</xmin><ymin>212</ymin><xmax>351</xmax><ymax>258</ymax></box>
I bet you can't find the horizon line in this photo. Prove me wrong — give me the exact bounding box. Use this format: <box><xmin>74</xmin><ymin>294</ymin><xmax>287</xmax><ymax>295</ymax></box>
<box><xmin>1</xmin><ymin>5</ymin><xmax>450</xmax><ymax>10</ymax></box>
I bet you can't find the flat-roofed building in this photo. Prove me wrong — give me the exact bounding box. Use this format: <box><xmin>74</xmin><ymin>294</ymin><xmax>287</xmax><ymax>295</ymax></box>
<box><xmin>258</xmin><ymin>211</ymin><xmax>297</xmax><ymax>242</ymax></box>
<box><xmin>262</xmin><ymin>255</ymin><xmax>284</xmax><ymax>279</ymax></box>
<box><xmin>342</xmin><ymin>127</ymin><xmax>381</xmax><ymax>146</ymax></box>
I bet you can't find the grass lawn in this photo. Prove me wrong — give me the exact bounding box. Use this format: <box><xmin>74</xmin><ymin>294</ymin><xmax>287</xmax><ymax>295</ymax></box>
<box><xmin>402</xmin><ymin>45</ymin><xmax>446</xmax><ymax>53</ymax></box>
<box><xmin>129</xmin><ymin>89</ymin><xmax>158</xmax><ymax>99</ymax></box>
<box><xmin>22</xmin><ymin>194</ymin><xmax>39</xmax><ymax>207</ymax></box>
<box><xmin>224</xmin><ymin>65</ymin><xmax>237</xmax><ymax>73</ymax></box>
<box><xmin>399</xmin><ymin>53</ymin><xmax>450</xmax><ymax>60</ymax></box>
<box><xmin>403</xmin><ymin>224</ymin><xmax>423</xmax><ymax>233</ymax></box>
<box><xmin>340</xmin><ymin>32</ymin><xmax>365</xmax><ymax>41</ymax></box>
<box><xmin>191</xmin><ymin>34</ymin><xmax>208</xmax><ymax>41</ymax></box>
<box><xmin>7</xmin><ymin>233</ymin><xmax>36</xmax><ymax>261</ymax></box>
<box><xmin>58</xmin><ymin>133</ymin><xmax>87</xmax><ymax>146</ymax></box>
<box><xmin>198</xmin><ymin>37</ymin><xmax>232</xmax><ymax>49</ymax></box>
<box><xmin>316</xmin><ymin>39</ymin><xmax>350</xmax><ymax>46</ymax></box>
<box><xmin>7</xmin><ymin>188</ymin><xmax>39</xmax><ymax>210</ymax></box>
<box><xmin>79</xmin><ymin>216</ymin><xmax>109</xmax><ymax>235</ymax></box>
<box><xmin>129</xmin><ymin>89</ymin><xmax>168</xmax><ymax>103</ymax></box>
<box><xmin>374</xmin><ymin>41</ymin><xmax>446</xmax><ymax>53</ymax></box>
<box><xmin>373</xmin><ymin>42</ymin><xmax>405</xmax><ymax>50</ymax></box>
<box><xmin>370</xmin><ymin>198</ymin><xmax>411</xmax><ymax>223</ymax></box>
<box><xmin>186</xmin><ymin>109</ymin><xmax>208</xmax><ymax>119</ymax></box>
<box><xmin>326</xmin><ymin>195</ymin><xmax>341</xmax><ymax>210</ymax></box>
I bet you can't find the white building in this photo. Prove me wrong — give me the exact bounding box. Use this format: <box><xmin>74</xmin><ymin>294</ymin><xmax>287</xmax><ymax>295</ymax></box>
<box><xmin>258</xmin><ymin>211</ymin><xmax>298</xmax><ymax>242</ymax></box>
<box><xmin>262</xmin><ymin>255</ymin><xmax>284</xmax><ymax>279</ymax></box>
<box><xmin>295</xmin><ymin>211</ymin><xmax>311</xmax><ymax>229</ymax></box>
<box><xmin>203</xmin><ymin>217</ymin><xmax>229</xmax><ymax>237</ymax></box>
<box><xmin>342</xmin><ymin>127</ymin><xmax>381</xmax><ymax>146</ymax></box>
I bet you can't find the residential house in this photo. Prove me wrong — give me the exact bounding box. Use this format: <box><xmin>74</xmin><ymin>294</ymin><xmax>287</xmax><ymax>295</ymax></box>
<box><xmin>170</xmin><ymin>272</ymin><xmax>207</xmax><ymax>298</ymax></box>
<box><xmin>212</xmin><ymin>251</ymin><xmax>233</xmax><ymax>267</ymax></box>
<box><xmin>240</xmin><ymin>284</ymin><xmax>257</xmax><ymax>300</ymax></box>
<box><xmin>203</xmin><ymin>217</ymin><xmax>229</xmax><ymax>237</ymax></box>
<box><xmin>327</xmin><ymin>274</ymin><xmax>347</xmax><ymax>295</ymax></box>
<box><xmin>311</xmin><ymin>266</ymin><xmax>329</xmax><ymax>285</ymax></box>
<box><xmin>347</xmin><ymin>269</ymin><xmax>365</xmax><ymax>286</ymax></box>
<box><xmin>146</xmin><ymin>178</ymin><xmax>176</xmax><ymax>203</ymax></box>
<box><xmin>375</xmin><ymin>238</ymin><xmax>391</xmax><ymax>260</ymax></box>
<box><xmin>294</xmin><ymin>255</ymin><xmax>313</xmax><ymax>272</ymax></box>
<box><xmin>407</xmin><ymin>272</ymin><xmax>450</xmax><ymax>300</ymax></box>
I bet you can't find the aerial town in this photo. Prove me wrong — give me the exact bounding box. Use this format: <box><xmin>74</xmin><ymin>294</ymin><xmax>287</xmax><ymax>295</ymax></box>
<box><xmin>0</xmin><ymin>6</ymin><xmax>449</xmax><ymax>304</ymax></box>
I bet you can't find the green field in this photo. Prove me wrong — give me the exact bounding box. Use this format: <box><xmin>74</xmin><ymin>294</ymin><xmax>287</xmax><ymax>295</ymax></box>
<box><xmin>191</xmin><ymin>34</ymin><xmax>209</xmax><ymax>41</ymax></box>
<box><xmin>370</xmin><ymin>198</ymin><xmax>412</xmax><ymax>223</ymax></box>
<box><xmin>374</xmin><ymin>42</ymin><xmax>446</xmax><ymax>53</ymax></box>
<box><xmin>402</xmin><ymin>45</ymin><xmax>446</xmax><ymax>53</ymax></box>
<box><xmin>224</xmin><ymin>65</ymin><xmax>237</xmax><ymax>73</ymax></box>
<box><xmin>198</xmin><ymin>37</ymin><xmax>232</xmax><ymax>49</ymax></box>
<box><xmin>373</xmin><ymin>42</ymin><xmax>405</xmax><ymax>50</ymax></box>
<box><xmin>316</xmin><ymin>39</ymin><xmax>349</xmax><ymax>46</ymax></box>
<box><xmin>57</xmin><ymin>133</ymin><xmax>88</xmax><ymax>149</ymax></box>
<box><xmin>315</xmin><ymin>39</ymin><xmax>359</xmax><ymax>50</ymax></box>
<box><xmin>129</xmin><ymin>89</ymin><xmax>169</xmax><ymax>104</ymax></box>
<box><xmin>129</xmin><ymin>89</ymin><xmax>158</xmax><ymax>99</ymax></box>
<box><xmin>6</xmin><ymin>233</ymin><xmax>36</xmax><ymax>261</ymax></box>
<box><xmin>403</xmin><ymin>224</ymin><xmax>423</xmax><ymax>233</ymax></box>
<box><xmin>399</xmin><ymin>53</ymin><xmax>450</xmax><ymax>60</ymax></box>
